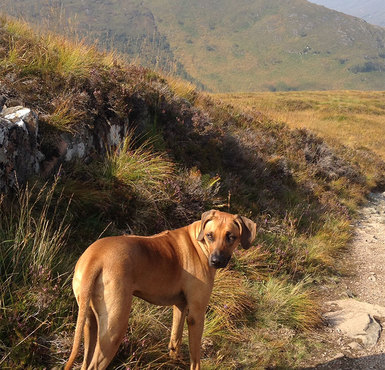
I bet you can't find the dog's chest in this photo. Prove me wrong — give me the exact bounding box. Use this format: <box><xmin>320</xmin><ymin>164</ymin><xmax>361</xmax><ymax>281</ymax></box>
<box><xmin>133</xmin><ymin>289</ymin><xmax>186</xmax><ymax>307</ymax></box>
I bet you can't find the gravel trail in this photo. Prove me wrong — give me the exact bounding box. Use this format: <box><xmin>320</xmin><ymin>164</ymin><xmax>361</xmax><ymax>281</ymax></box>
<box><xmin>302</xmin><ymin>192</ymin><xmax>385</xmax><ymax>370</ymax></box>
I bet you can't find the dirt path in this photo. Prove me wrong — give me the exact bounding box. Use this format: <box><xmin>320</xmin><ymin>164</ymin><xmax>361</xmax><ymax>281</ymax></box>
<box><xmin>345</xmin><ymin>192</ymin><xmax>385</xmax><ymax>307</ymax></box>
<box><xmin>302</xmin><ymin>192</ymin><xmax>385</xmax><ymax>370</ymax></box>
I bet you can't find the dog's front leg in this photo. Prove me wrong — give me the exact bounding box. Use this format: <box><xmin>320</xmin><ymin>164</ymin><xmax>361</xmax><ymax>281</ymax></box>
<box><xmin>169</xmin><ymin>303</ymin><xmax>187</xmax><ymax>360</ymax></box>
<box><xmin>186</xmin><ymin>303</ymin><xmax>207</xmax><ymax>370</ymax></box>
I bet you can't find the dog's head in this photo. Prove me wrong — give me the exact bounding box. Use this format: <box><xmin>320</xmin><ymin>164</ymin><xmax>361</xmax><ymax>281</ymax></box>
<box><xmin>197</xmin><ymin>210</ymin><xmax>257</xmax><ymax>269</ymax></box>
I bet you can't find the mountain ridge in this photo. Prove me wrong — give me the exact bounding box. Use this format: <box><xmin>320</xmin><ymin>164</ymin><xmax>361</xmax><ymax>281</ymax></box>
<box><xmin>1</xmin><ymin>0</ymin><xmax>385</xmax><ymax>92</ymax></box>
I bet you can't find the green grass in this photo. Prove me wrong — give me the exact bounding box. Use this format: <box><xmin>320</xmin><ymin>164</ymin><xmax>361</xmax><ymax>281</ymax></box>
<box><xmin>105</xmin><ymin>133</ymin><xmax>174</xmax><ymax>199</ymax></box>
<box><xmin>0</xmin><ymin>179</ymin><xmax>74</xmax><ymax>368</ymax></box>
<box><xmin>0</xmin><ymin>178</ymin><xmax>69</xmax><ymax>293</ymax></box>
<box><xmin>256</xmin><ymin>277</ymin><xmax>320</xmax><ymax>331</ymax></box>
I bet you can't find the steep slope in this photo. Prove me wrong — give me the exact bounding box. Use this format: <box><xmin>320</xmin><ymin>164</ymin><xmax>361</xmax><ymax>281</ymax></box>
<box><xmin>0</xmin><ymin>0</ymin><xmax>204</xmax><ymax>88</ymax></box>
<box><xmin>2</xmin><ymin>0</ymin><xmax>385</xmax><ymax>92</ymax></box>
<box><xmin>310</xmin><ymin>0</ymin><xmax>385</xmax><ymax>27</ymax></box>
<box><xmin>145</xmin><ymin>0</ymin><xmax>385</xmax><ymax>91</ymax></box>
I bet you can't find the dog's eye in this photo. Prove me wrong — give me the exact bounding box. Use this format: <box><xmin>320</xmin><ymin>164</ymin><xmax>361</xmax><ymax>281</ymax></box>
<box><xmin>226</xmin><ymin>233</ymin><xmax>236</xmax><ymax>243</ymax></box>
<box><xmin>206</xmin><ymin>232</ymin><xmax>214</xmax><ymax>241</ymax></box>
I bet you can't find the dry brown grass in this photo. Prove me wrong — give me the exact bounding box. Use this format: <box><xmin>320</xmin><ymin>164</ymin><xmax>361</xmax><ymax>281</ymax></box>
<box><xmin>0</xmin><ymin>15</ymin><xmax>117</xmax><ymax>80</ymax></box>
<box><xmin>215</xmin><ymin>90</ymin><xmax>385</xmax><ymax>160</ymax></box>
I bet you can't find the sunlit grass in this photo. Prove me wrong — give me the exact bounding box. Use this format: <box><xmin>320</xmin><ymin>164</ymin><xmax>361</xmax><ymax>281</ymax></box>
<box><xmin>0</xmin><ymin>16</ymin><xmax>117</xmax><ymax>79</ymax></box>
<box><xmin>105</xmin><ymin>133</ymin><xmax>174</xmax><ymax>200</ymax></box>
<box><xmin>216</xmin><ymin>90</ymin><xmax>385</xmax><ymax>160</ymax></box>
<box><xmin>0</xmin><ymin>178</ymin><xmax>74</xmax><ymax>367</ymax></box>
<box><xmin>256</xmin><ymin>277</ymin><xmax>321</xmax><ymax>332</ymax></box>
<box><xmin>45</xmin><ymin>94</ymin><xmax>86</xmax><ymax>131</ymax></box>
<box><xmin>0</xmin><ymin>178</ymin><xmax>69</xmax><ymax>296</ymax></box>
<box><xmin>166</xmin><ymin>75</ymin><xmax>199</xmax><ymax>104</ymax></box>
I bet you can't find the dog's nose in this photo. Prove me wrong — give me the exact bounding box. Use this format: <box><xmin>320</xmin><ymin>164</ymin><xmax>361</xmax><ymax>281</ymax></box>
<box><xmin>209</xmin><ymin>254</ymin><xmax>221</xmax><ymax>268</ymax></box>
<box><xmin>209</xmin><ymin>253</ymin><xmax>230</xmax><ymax>268</ymax></box>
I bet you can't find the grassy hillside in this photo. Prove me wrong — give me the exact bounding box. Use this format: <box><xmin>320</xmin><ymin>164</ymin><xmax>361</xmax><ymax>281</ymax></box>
<box><xmin>0</xmin><ymin>0</ymin><xmax>204</xmax><ymax>88</ymax></box>
<box><xmin>2</xmin><ymin>0</ymin><xmax>385</xmax><ymax>92</ymax></box>
<box><xmin>1</xmin><ymin>16</ymin><xmax>385</xmax><ymax>369</ymax></box>
<box><xmin>147</xmin><ymin>0</ymin><xmax>385</xmax><ymax>92</ymax></box>
<box><xmin>216</xmin><ymin>90</ymin><xmax>385</xmax><ymax>163</ymax></box>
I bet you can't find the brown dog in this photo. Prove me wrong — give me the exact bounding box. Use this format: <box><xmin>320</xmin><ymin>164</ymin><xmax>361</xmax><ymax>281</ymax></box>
<box><xmin>65</xmin><ymin>210</ymin><xmax>256</xmax><ymax>370</ymax></box>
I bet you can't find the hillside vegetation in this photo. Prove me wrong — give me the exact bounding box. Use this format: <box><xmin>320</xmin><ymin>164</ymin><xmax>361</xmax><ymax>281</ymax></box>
<box><xmin>0</xmin><ymin>0</ymin><xmax>204</xmax><ymax>89</ymax></box>
<box><xmin>2</xmin><ymin>0</ymin><xmax>385</xmax><ymax>92</ymax></box>
<box><xmin>217</xmin><ymin>90</ymin><xmax>385</xmax><ymax>163</ymax></box>
<box><xmin>1</xmin><ymin>16</ymin><xmax>385</xmax><ymax>369</ymax></box>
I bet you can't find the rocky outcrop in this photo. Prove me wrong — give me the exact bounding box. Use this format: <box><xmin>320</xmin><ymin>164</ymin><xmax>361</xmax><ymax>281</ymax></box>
<box><xmin>324</xmin><ymin>299</ymin><xmax>385</xmax><ymax>348</ymax></box>
<box><xmin>0</xmin><ymin>105</ymin><xmax>42</xmax><ymax>192</ymax></box>
<box><xmin>0</xmin><ymin>102</ymin><xmax>130</xmax><ymax>193</ymax></box>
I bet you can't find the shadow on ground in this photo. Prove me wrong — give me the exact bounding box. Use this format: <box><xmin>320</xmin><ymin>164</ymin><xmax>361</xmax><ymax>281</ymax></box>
<box><xmin>299</xmin><ymin>354</ymin><xmax>385</xmax><ymax>369</ymax></box>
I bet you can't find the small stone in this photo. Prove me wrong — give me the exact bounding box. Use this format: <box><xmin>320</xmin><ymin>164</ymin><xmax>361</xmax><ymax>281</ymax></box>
<box><xmin>368</xmin><ymin>274</ymin><xmax>377</xmax><ymax>282</ymax></box>
<box><xmin>331</xmin><ymin>352</ymin><xmax>345</xmax><ymax>360</ymax></box>
<box><xmin>346</xmin><ymin>289</ymin><xmax>356</xmax><ymax>298</ymax></box>
<box><xmin>347</xmin><ymin>341</ymin><xmax>362</xmax><ymax>350</ymax></box>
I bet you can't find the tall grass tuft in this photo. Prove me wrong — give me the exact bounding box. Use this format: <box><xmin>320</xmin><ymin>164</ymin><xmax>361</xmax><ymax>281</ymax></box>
<box><xmin>45</xmin><ymin>93</ymin><xmax>86</xmax><ymax>131</ymax></box>
<box><xmin>207</xmin><ymin>269</ymin><xmax>255</xmax><ymax>337</ymax></box>
<box><xmin>256</xmin><ymin>277</ymin><xmax>321</xmax><ymax>331</ymax></box>
<box><xmin>105</xmin><ymin>133</ymin><xmax>175</xmax><ymax>200</ymax></box>
<box><xmin>166</xmin><ymin>75</ymin><xmax>199</xmax><ymax>105</ymax></box>
<box><xmin>0</xmin><ymin>177</ymin><xmax>73</xmax><ymax>367</ymax></box>
<box><xmin>0</xmin><ymin>178</ymin><xmax>69</xmax><ymax>299</ymax></box>
<box><xmin>0</xmin><ymin>16</ymin><xmax>116</xmax><ymax>79</ymax></box>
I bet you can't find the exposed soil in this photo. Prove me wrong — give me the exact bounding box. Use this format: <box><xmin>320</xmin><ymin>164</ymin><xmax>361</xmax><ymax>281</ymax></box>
<box><xmin>300</xmin><ymin>192</ymin><xmax>385</xmax><ymax>370</ymax></box>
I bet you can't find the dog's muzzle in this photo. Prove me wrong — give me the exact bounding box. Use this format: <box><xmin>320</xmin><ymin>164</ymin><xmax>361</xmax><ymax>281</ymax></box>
<box><xmin>209</xmin><ymin>253</ymin><xmax>231</xmax><ymax>269</ymax></box>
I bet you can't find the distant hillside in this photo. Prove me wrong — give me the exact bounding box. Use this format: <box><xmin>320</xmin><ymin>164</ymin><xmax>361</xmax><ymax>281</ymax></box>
<box><xmin>2</xmin><ymin>0</ymin><xmax>385</xmax><ymax>92</ymax></box>
<box><xmin>309</xmin><ymin>0</ymin><xmax>385</xmax><ymax>27</ymax></box>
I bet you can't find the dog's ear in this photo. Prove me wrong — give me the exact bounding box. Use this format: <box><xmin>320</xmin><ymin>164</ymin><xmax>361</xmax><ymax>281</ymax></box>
<box><xmin>234</xmin><ymin>216</ymin><xmax>257</xmax><ymax>249</ymax></box>
<box><xmin>197</xmin><ymin>210</ymin><xmax>216</xmax><ymax>242</ymax></box>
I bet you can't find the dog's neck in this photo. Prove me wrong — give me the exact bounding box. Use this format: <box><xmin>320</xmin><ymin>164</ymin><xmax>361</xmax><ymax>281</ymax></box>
<box><xmin>190</xmin><ymin>221</ymin><xmax>211</xmax><ymax>261</ymax></box>
<box><xmin>198</xmin><ymin>239</ymin><xmax>210</xmax><ymax>260</ymax></box>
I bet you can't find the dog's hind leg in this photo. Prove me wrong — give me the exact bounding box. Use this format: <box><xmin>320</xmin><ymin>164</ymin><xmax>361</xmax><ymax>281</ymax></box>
<box><xmin>88</xmin><ymin>284</ymin><xmax>133</xmax><ymax>370</ymax></box>
<box><xmin>169</xmin><ymin>303</ymin><xmax>187</xmax><ymax>360</ymax></box>
<box><xmin>80</xmin><ymin>307</ymin><xmax>97</xmax><ymax>370</ymax></box>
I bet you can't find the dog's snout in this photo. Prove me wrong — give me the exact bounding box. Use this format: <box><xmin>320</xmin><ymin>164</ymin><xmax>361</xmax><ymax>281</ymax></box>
<box><xmin>209</xmin><ymin>254</ymin><xmax>221</xmax><ymax>268</ymax></box>
<box><xmin>209</xmin><ymin>253</ymin><xmax>230</xmax><ymax>269</ymax></box>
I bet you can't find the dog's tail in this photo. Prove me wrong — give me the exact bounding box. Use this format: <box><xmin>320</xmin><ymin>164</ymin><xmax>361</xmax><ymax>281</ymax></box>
<box><xmin>65</xmin><ymin>264</ymin><xmax>100</xmax><ymax>370</ymax></box>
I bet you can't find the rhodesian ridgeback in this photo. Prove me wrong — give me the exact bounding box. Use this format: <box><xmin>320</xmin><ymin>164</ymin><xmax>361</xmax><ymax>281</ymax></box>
<box><xmin>65</xmin><ymin>210</ymin><xmax>256</xmax><ymax>370</ymax></box>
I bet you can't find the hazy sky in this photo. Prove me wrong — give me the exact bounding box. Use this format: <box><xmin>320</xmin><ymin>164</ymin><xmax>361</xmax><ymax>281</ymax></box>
<box><xmin>309</xmin><ymin>0</ymin><xmax>385</xmax><ymax>27</ymax></box>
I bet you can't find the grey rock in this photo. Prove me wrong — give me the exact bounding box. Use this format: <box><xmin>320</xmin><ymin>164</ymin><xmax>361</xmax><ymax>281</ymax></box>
<box><xmin>0</xmin><ymin>107</ymin><xmax>40</xmax><ymax>192</ymax></box>
<box><xmin>0</xmin><ymin>95</ymin><xmax>6</xmax><ymax>113</ymax></box>
<box><xmin>0</xmin><ymin>103</ymin><xmax>131</xmax><ymax>193</ymax></box>
<box><xmin>324</xmin><ymin>299</ymin><xmax>385</xmax><ymax>348</ymax></box>
<box><xmin>347</xmin><ymin>341</ymin><xmax>363</xmax><ymax>350</ymax></box>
